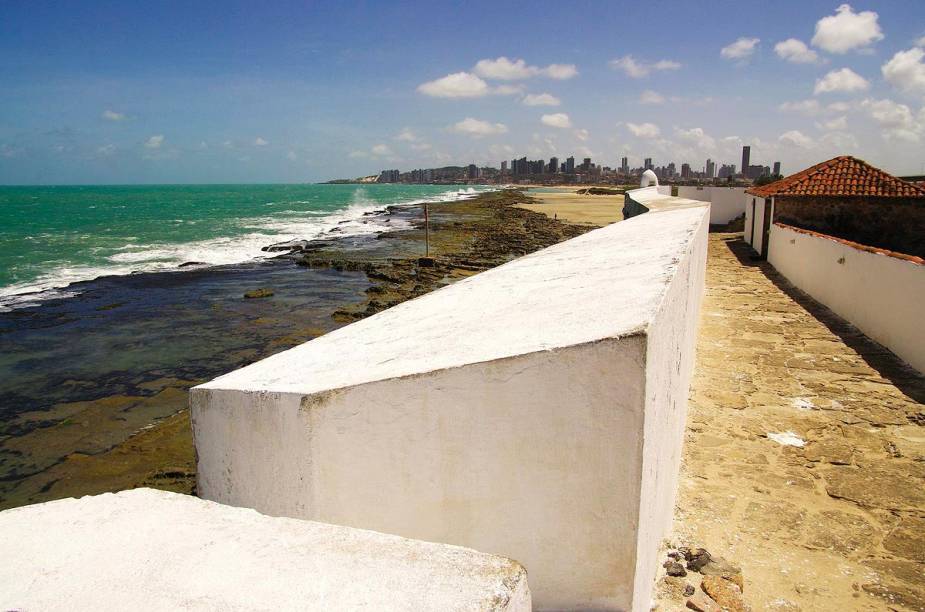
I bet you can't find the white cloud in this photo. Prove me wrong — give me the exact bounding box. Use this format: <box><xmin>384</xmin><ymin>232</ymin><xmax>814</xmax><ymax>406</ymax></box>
<box><xmin>144</xmin><ymin>135</ymin><xmax>164</xmax><ymax>149</ymax></box>
<box><xmin>474</xmin><ymin>57</ymin><xmax>537</xmax><ymax>80</ymax></box>
<box><xmin>917</xmin><ymin>36</ymin><xmax>925</xmax><ymax>48</ymax></box>
<box><xmin>625</xmin><ymin>122</ymin><xmax>661</xmax><ymax>138</ymax></box>
<box><xmin>286</xmin><ymin>151</ymin><xmax>297</xmax><ymax>161</ymax></box>
<box><xmin>96</xmin><ymin>144</ymin><xmax>116</xmax><ymax>155</ymax></box>
<box><xmin>348</xmin><ymin>150</ymin><xmax>369</xmax><ymax>158</ymax></box>
<box><xmin>410</xmin><ymin>142</ymin><xmax>432</xmax><ymax>151</ymax></box>
<box><xmin>418</xmin><ymin>72</ymin><xmax>489</xmax><ymax>98</ymax></box>
<box><xmin>543</xmin><ymin>64</ymin><xmax>578</xmax><ymax>80</ymax></box>
<box><xmin>814</xmin><ymin>67</ymin><xmax>869</xmax><ymax>94</ymax></box>
<box><xmin>254</xmin><ymin>137</ymin><xmax>269</xmax><ymax>146</ymax></box>
<box><xmin>574</xmin><ymin>128</ymin><xmax>589</xmax><ymax>141</ymax></box>
<box><xmin>371</xmin><ymin>143</ymin><xmax>393</xmax><ymax>156</ymax></box>
<box><xmin>818</xmin><ymin>115</ymin><xmax>848</xmax><ymax>130</ymax></box>
<box><xmin>101</xmin><ymin>110</ymin><xmax>126</xmax><ymax>121</ymax></box>
<box><xmin>449</xmin><ymin>117</ymin><xmax>508</xmax><ymax>137</ymax></box>
<box><xmin>541</xmin><ymin>113</ymin><xmax>572</xmax><ymax>128</ymax></box>
<box><xmin>882</xmin><ymin>48</ymin><xmax>925</xmax><ymax>96</ymax></box>
<box><xmin>812</xmin><ymin>4</ymin><xmax>883</xmax><ymax>54</ymax></box>
<box><xmin>609</xmin><ymin>55</ymin><xmax>680</xmax><ymax>78</ymax></box>
<box><xmin>779</xmin><ymin>130</ymin><xmax>814</xmax><ymax>148</ymax></box>
<box><xmin>721</xmin><ymin>37</ymin><xmax>760</xmax><ymax>61</ymax></box>
<box><xmin>828</xmin><ymin>101</ymin><xmax>851</xmax><ymax>112</ymax></box>
<box><xmin>472</xmin><ymin>57</ymin><xmax>578</xmax><ymax>81</ymax></box>
<box><xmin>861</xmin><ymin>98</ymin><xmax>924</xmax><ymax>142</ymax></box>
<box><xmin>395</xmin><ymin>128</ymin><xmax>418</xmax><ymax>142</ymax></box>
<box><xmin>523</xmin><ymin>93</ymin><xmax>561</xmax><ymax>106</ymax></box>
<box><xmin>675</xmin><ymin>127</ymin><xmax>716</xmax><ymax>150</ymax></box>
<box><xmin>639</xmin><ymin>90</ymin><xmax>665</xmax><ymax>104</ymax></box>
<box><xmin>779</xmin><ymin>99</ymin><xmax>822</xmax><ymax>115</ymax></box>
<box><xmin>774</xmin><ymin>38</ymin><xmax>822</xmax><ymax>64</ymax></box>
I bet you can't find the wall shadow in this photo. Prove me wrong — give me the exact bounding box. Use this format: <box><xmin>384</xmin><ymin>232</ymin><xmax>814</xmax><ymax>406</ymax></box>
<box><xmin>721</xmin><ymin>234</ymin><xmax>925</xmax><ymax>405</ymax></box>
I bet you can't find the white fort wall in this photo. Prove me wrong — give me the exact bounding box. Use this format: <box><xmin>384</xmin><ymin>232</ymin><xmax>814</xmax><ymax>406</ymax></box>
<box><xmin>769</xmin><ymin>223</ymin><xmax>925</xmax><ymax>374</ymax></box>
<box><xmin>192</xmin><ymin>202</ymin><xmax>709</xmax><ymax>611</ymax></box>
<box><xmin>0</xmin><ymin>488</ymin><xmax>530</xmax><ymax>611</ymax></box>
<box><xmin>676</xmin><ymin>185</ymin><xmax>746</xmax><ymax>225</ymax></box>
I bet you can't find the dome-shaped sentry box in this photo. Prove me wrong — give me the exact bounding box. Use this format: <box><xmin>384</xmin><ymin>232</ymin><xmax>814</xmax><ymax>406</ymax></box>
<box><xmin>640</xmin><ymin>169</ymin><xmax>659</xmax><ymax>188</ymax></box>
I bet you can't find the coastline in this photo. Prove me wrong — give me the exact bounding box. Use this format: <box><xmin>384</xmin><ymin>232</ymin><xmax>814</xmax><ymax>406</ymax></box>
<box><xmin>0</xmin><ymin>188</ymin><xmax>593</xmax><ymax>509</ymax></box>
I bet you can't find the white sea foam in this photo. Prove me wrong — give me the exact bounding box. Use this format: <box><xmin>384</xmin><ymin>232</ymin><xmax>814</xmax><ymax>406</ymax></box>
<box><xmin>0</xmin><ymin>186</ymin><xmax>493</xmax><ymax>311</ymax></box>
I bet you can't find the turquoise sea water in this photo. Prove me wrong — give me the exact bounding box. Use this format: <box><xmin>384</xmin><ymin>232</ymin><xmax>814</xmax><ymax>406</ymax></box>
<box><xmin>0</xmin><ymin>183</ymin><xmax>486</xmax><ymax>309</ymax></box>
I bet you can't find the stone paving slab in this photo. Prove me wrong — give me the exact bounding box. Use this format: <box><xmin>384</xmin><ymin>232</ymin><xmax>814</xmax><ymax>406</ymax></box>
<box><xmin>654</xmin><ymin>234</ymin><xmax>925</xmax><ymax>612</ymax></box>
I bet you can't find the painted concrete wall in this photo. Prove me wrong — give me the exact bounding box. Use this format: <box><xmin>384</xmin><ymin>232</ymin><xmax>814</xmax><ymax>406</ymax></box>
<box><xmin>192</xmin><ymin>203</ymin><xmax>709</xmax><ymax>611</ymax></box>
<box><xmin>676</xmin><ymin>186</ymin><xmax>746</xmax><ymax>224</ymax></box>
<box><xmin>744</xmin><ymin>196</ymin><xmax>769</xmax><ymax>254</ymax></box>
<box><xmin>0</xmin><ymin>488</ymin><xmax>531</xmax><ymax>611</ymax></box>
<box><xmin>769</xmin><ymin>223</ymin><xmax>925</xmax><ymax>374</ymax></box>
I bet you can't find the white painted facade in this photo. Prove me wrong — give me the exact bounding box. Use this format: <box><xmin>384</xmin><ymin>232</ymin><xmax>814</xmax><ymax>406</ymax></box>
<box><xmin>676</xmin><ymin>186</ymin><xmax>747</xmax><ymax>225</ymax></box>
<box><xmin>0</xmin><ymin>488</ymin><xmax>530</xmax><ymax>611</ymax></box>
<box><xmin>744</xmin><ymin>194</ymin><xmax>771</xmax><ymax>256</ymax></box>
<box><xmin>192</xmin><ymin>201</ymin><xmax>709</xmax><ymax>611</ymax></box>
<box><xmin>769</xmin><ymin>223</ymin><xmax>925</xmax><ymax>374</ymax></box>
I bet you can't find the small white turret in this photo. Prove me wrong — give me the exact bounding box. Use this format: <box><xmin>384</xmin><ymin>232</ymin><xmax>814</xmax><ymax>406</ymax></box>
<box><xmin>640</xmin><ymin>169</ymin><xmax>659</xmax><ymax>188</ymax></box>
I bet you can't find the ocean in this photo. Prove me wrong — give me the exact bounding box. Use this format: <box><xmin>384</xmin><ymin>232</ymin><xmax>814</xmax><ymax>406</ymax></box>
<box><xmin>0</xmin><ymin>183</ymin><xmax>486</xmax><ymax>310</ymax></box>
<box><xmin>0</xmin><ymin>182</ymin><xmax>490</xmax><ymax>507</ymax></box>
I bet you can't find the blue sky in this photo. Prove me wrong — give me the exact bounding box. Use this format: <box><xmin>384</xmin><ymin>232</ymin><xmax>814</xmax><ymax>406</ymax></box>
<box><xmin>1</xmin><ymin>0</ymin><xmax>924</xmax><ymax>184</ymax></box>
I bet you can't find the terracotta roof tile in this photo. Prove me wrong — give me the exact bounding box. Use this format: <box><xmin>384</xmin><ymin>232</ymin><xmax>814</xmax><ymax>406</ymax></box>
<box><xmin>746</xmin><ymin>156</ymin><xmax>925</xmax><ymax>199</ymax></box>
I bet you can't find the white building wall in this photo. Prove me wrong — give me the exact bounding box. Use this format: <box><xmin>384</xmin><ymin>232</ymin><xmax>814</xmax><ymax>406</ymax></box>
<box><xmin>745</xmin><ymin>196</ymin><xmax>769</xmax><ymax>253</ymax></box>
<box><xmin>0</xmin><ymin>488</ymin><xmax>531</xmax><ymax>611</ymax></box>
<box><xmin>192</xmin><ymin>204</ymin><xmax>710</xmax><ymax>611</ymax></box>
<box><xmin>676</xmin><ymin>186</ymin><xmax>746</xmax><ymax>224</ymax></box>
<box><xmin>769</xmin><ymin>223</ymin><xmax>925</xmax><ymax>374</ymax></box>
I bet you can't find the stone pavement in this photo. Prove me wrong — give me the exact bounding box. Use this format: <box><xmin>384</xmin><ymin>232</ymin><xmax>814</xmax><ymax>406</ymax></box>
<box><xmin>654</xmin><ymin>233</ymin><xmax>925</xmax><ymax>611</ymax></box>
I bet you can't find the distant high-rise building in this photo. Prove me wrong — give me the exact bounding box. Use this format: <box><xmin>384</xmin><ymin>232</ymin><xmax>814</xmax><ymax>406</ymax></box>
<box><xmin>718</xmin><ymin>164</ymin><xmax>736</xmax><ymax>179</ymax></box>
<box><xmin>773</xmin><ymin>161</ymin><xmax>781</xmax><ymax>176</ymax></box>
<box><xmin>644</xmin><ymin>157</ymin><xmax>653</xmax><ymax>170</ymax></box>
<box><xmin>467</xmin><ymin>164</ymin><xmax>479</xmax><ymax>179</ymax></box>
<box><xmin>667</xmin><ymin>162</ymin><xmax>676</xmax><ymax>178</ymax></box>
<box><xmin>581</xmin><ymin>158</ymin><xmax>591</xmax><ymax>172</ymax></box>
<box><xmin>705</xmin><ymin>159</ymin><xmax>715</xmax><ymax>179</ymax></box>
<box><xmin>379</xmin><ymin>169</ymin><xmax>400</xmax><ymax>183</ymax></box>
<box><xmin>621</xmin><ymin>156</ymin><xmax>629</xmax><ymax>174</ymax></box>
<box><xmin>501</xmin><ymin>160</ymin><xmax>508</xmax><ymax>173</ymax></box>
<box><xmin>566</xmin><ymin>156</ymin><xmax>575</xmax><ymax>173</ymax></box>
<box><xmin>741</xmin><ymin>146</ymin><xmax>751</xmax><ymax>176</ymax></box>
<box><xmin>549</xmin><ymin>157</ymin><xmax>559</xmax><ymax>173</ymax></box>
<box><xmin>681</xmin><ymin>163</ymin><xmax>692</xmax><ymax>179</ymax></box>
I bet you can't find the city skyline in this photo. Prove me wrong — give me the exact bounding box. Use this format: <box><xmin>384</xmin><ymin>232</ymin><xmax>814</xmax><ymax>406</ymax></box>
<box><xmin>373</xmin><ymin>144</ymin><xmax>781</xmax><ymax>184</ymax></box>
<box><xmin>1</xmin><ymin>1</ymin><xmax>924</xmax><ymax>184</ymax></box>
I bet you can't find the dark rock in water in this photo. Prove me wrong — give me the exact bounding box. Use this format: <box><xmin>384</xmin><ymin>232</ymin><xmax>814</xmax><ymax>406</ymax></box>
<box><xmin>664</xmin><ymin>560</ymin><xmax>688</xmax><ymax>577</ymax></box>
<box><xmin>178</xmin><ymin>261</ymin><xmax>207</xmax><ymax>268</ymax></box>
<box><xmin>263</xmin><ymin>240</ymin><xmax>309</xmax><ymax>252</ymax></box>
<box><xmin>243</xmin><ymin>288</ymin><xmax>274</xmax><ymax>299</ymax></box>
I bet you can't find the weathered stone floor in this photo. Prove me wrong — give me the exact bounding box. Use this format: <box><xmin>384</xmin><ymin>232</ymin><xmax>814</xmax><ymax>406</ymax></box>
<box><xmin>655</xmin><ymin>233</ymin><xmax>925</xmax><ymax>611</ymax></box>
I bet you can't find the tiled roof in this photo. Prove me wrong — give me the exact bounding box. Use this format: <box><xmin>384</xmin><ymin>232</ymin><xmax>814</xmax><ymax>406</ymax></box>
<box><xmin>746</xmin><ymin>156</ymin><xmax>925</xmax><ymax>198</ymax></box>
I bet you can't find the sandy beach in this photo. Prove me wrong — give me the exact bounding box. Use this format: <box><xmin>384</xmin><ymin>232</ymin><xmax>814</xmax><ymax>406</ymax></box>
<box><xmin>517</xmin><ymin>187</ymin><xmax>624</xmax><ymax>227</ymax></box>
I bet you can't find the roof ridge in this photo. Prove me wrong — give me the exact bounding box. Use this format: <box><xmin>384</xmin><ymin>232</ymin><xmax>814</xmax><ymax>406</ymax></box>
<box><xmin>746</xmin><ymin>156</ymin><xmax>925</xmax><ymax>198</ymax></box>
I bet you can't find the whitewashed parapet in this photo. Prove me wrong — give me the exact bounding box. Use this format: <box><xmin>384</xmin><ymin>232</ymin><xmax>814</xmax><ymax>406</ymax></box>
<box><xmin>0</xmin><ymin>488</ymin><xmax>530</xmax><ymax>611</ymax></box>
<box><xmin>192</xmin><ymin>202</ymin><xmax>710</xmax><ymax>611</ymax></box>
<box><xmin>769</xmin><ymin>223</ymin><xmax>925</xmax><ymax>374</ymax></box>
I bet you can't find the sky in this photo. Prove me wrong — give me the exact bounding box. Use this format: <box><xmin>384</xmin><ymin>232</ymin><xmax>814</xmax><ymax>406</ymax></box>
<box><xmin>1</xmin><ymin>0</ymin><xmax>924</xmax><ymax>184</ymax></box>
